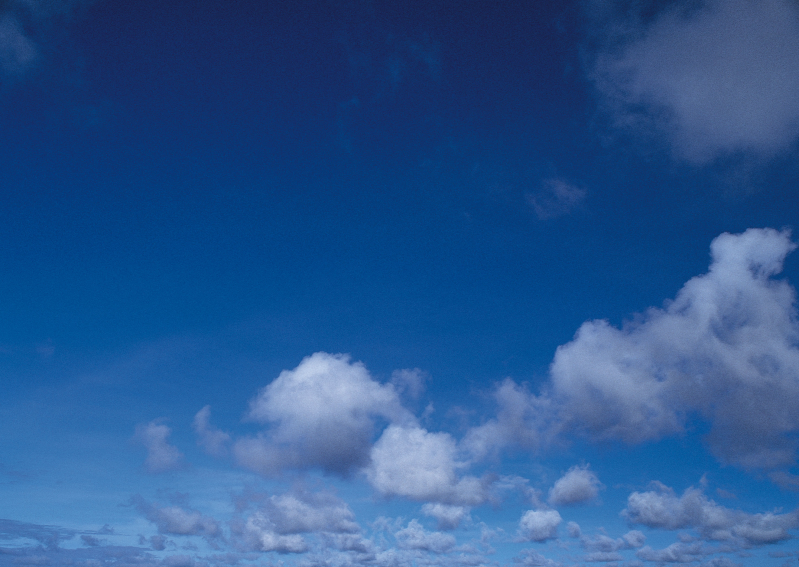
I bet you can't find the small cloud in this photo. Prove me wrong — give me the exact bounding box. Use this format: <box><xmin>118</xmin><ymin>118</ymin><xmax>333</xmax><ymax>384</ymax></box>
<box><xmin>548</xmin><ymin>465</ymin><xmax>603</xmax><ymax>506</ymax></box>
<box><xmin>527</xmin><ymin>178</ymin><xmax>586</xmax><ymax>220</ymax></box>
<box><xmin>133</xmin><ymin>420</ymin><xmax>184</xmax><ymax>474</ymax></box>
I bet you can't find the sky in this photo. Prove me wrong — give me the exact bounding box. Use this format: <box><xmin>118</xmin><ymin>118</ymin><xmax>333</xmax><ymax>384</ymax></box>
<box><xmin>2</xmin><ymin>0</ymin><xmax>799</xmax><ymax>566</ymax></box>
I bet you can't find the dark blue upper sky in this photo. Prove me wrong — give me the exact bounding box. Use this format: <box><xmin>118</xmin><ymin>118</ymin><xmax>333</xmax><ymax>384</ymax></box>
<box><xmin>3</xmin><ymin>0</ymin><xmax>799</xmax><ymax>565</ymax></box>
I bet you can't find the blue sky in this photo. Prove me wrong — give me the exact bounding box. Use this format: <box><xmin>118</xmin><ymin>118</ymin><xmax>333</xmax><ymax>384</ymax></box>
<box><xmin>2</xmin><ymin>0</ymin><xmax>799</xmax><ymax>565</ymax></box>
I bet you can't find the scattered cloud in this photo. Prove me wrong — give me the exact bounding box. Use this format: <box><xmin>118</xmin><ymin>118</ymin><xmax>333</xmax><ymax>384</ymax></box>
<box><xmin>234</xmin><ymin>352</ymin><xmax>411</xmax><ymax>476</ymax></box>
<box><xmin>232</xmin><ymin>487</ymin><xmax>361</xmax><ymax>555</ymax></box>
<box><xmin>547</xmin><ymin>465</ymin><xmax>603</xmax><ymax>506</ymax></box>
<box><xmin>421</xmin><ymin>503</ymin><xmax>471</xmax><ymax>530</ymax></box>
<box><xmin>133</xmin><ymin>420</ymin><xmax>185</xmax><ymax>474</ymax></box>
<box><xmin>131</xmin><ymin>495</ymin><xmax>221</xmax><ymax>540</ymax></box>
<box><xmin>623</xmin><ymin>481</ymin><xmax>799</xmax><ymax>547</ymax></box>
<box><xmin>394</xmin><ymin>519</ymin><xmax>456</xmax><ymax>553</ymax></box>
<box><xmin>0</xmin><ymin>518</ymin><xmax>76</xmax><ymax>550</ymax></box>
<box><xmin>589</xmin><ymin>0</ymin><xmax>799</xmax><ymax>163</ymax></box>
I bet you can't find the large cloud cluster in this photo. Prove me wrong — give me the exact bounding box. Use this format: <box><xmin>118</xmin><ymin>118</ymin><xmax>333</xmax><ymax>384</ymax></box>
<box><xmin>589</xmin><ymin>0</ymin><xmax>799</xmax><ymax>163</ymax></box>
<box><xmin>551</xmin><ymin>228</ymin><xmax>799</xmax><ymax>470</ymax></box>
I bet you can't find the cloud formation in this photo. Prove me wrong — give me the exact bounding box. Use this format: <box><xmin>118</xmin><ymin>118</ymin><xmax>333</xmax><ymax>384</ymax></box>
<box><xmin>551</xmin><ymin>228</ymin><xmax>799</xmax><ymax>470</ymax></box>
<box><xmin>590</xmin><ymin>0</ymin><xmax>799</xmax><ymax>163</ymax></box>
<box><xmin>132</xmin><ymin>495</ymin><xmax>221</xmax><ymax>540</ymax></box>
<box><xmin>518</xmin><ymin>509</ymin><xmax>561</xmax><ymax>542</ymax></box>
<box><xmin>234</xmin><ymin>352</ymin><xmax>410</xmax><ymax>476</ymax></box>
<box><xmin>233</xmin><ymin>487</ymin><xmax>360</xmax><ymax>555</ymax></box>
<box><xmin>548</xmin><ymin>465</ymin><xmax>603</xmax><ymax>506</ymax></box>
<box><xmin>367</xmin><ymin>424</ymin><xmax>486</xmax><ymax>505</ymax></box>
<box><xmin>192</xmin><ymin>405</ymin><xmax>231</xmax><ymax>457</ymax></box>
<box><xmin>134</xmin><ymin>420</ymin><xmax>184</xmax><ymax>473</ymax></box>
<box><xmin>624</xmin><ymin>482</ymin><xmax>799</xmax><ymax>547</ymax></box>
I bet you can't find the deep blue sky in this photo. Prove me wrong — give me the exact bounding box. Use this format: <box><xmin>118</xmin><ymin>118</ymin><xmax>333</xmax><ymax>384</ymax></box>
<box><xmin>3</xmin><ymin>0</ymin><xmax>799</xmax><ymax>566</ymax></box>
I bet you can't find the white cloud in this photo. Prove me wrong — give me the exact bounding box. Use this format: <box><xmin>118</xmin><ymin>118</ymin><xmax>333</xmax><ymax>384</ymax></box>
<box><xmin>624</xmin><ymin>482</ymin><xmax>799</xmax><ymax>547</ymax></box>
<box><xmin>394</xmin><ymin>520</ymin><xmax>456</xmax><ymax>554</ymax></box>
<box><xmin>192</xmin><ymin>406</ymin><xmax>230</xmax><ymax>457</ymax></box>
<box><xmin>548</xmin><ymin>465</ymin><xmax>603</xmax><ymax>506</ymax></box>
<box><xmin>134</xmin><ymin>420</ymin><xmax>184</xmax><ymax>473</ymax></box>
<box><xmin>234</xmin><ymin>352</ymin><xmax>411</xmax><ymax>476</ymax></box>
<box><xmin>518</xmin><ymin>509</ymin><xmax>561</xmax><ymax>542</ymax></box>
<box><xmin>367</xmin><ymin>424</ymin><xmax>486</xmax><ymax>505</ymax></box>
<box><xmin>590</xmin><ymin>0</ymin><xmax>799</xmax><ymax>163</ymax></box>
<box><xmin>551</xmin><ymin>228</ymin><xmax>799</xmax><ymax>470</ymax></box>
<box><xmin>421</xmin><ymin>503</ymin><xmax>471</xmax><ymax>530</ymax></box>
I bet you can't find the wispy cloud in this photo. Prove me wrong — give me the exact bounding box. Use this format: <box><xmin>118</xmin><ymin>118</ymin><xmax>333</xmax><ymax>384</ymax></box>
<box><xmin>134</xmin><ymin>419</ymin><xmax>185</xmax><ymax>473</ymax></box>
<box><xmin>589</xmin><ymin>0</ymin><xmax>799</xmax><ymax>163</ymax></box>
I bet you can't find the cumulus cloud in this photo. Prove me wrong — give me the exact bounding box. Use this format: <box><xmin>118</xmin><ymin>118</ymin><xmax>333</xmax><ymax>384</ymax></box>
<box><xmin>367</xmin><ymin>424</ymin><xmax>487</xmax><ymax>505</ymax></box>
<box><xmin>623</xmin><ymin>482</ymin><xmax>799</xmax><ymax>547</ymax></box>
<box><xmin>551</xmin><ymin>228</ymin><xmax>799</xmax><ymax>470</ymax></box>
<box><xmin>394</xmin><ymin>519</ymin><xmax>456</xmax><ymax>554</ymax></box>
<box><xmin>589</xmin><ymin>0</ymin><xmax>799</xmax><ymax>163</ymax></box>
<box><xmin>234</xmin><ymin>352</ymin><xmax>411</xmax><ymax>476</ymax></box>
<box><xmin>421</xmin><ymin>503</ymin><xmax>471</xmax><ymax>530</ymax></box>
<box><xmin>134</xmin><ymin>420</ymin><xmax>184</xmax><ymax>473</ymax></box>
<box><xmin>518</xmin><ymin>509</ymin><xmax>561</xmax><ymax>542</ymax></box>
<box><xmin>192</xmin><ymin>405</ymin><xmax>231</xmax><ymax>457</ymax></box>
<box><xmin>547</xmin><ymin>465</ymin><xmax>603</xmax><ymax>506</ymax></box>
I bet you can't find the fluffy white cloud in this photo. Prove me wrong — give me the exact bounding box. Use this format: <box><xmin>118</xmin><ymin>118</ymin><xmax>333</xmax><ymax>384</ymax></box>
<box><xmin>518</xmin><ymin>509</ymin><xmax>561</xmax><ymax>542</ymax></box>
<box><xmin>134</xmin><ymin>420</ymin><xmax>184</xmax><ymax>473</ymax></box>
<box><xmin>192</xmin><ymin>406</ymin><xmax>230</xmax><ymax>457</ymax></box>
<box><xmin>547</xmin><ymin>465</ymin><xmax>603</xmax><ymax>506</ymax></box>
<box><xmin>367</xmin><ymin>424</ymin><xmax>486</xmax><ymax>505</ymax></box>
<box><xmin>590</xmin><ymin>0</ymin><xmax>799</xmax><ymax>163</ymax></box>
<box><xmin>394</xmin><ymin>520</ymin><xmax>456</xmax><ymax>554</ymax></box>
<box><xmin>624</xmin><ymin>482</ymin><xmax>799</xmax><ymax>547</ymax></box>
<box><xmin>234</xmin><ymin>352</ymin><xmax>410</xmax><ymax>475</ymax></box>
<box><xmin>421</xmin><ymin>503</ymin><xmax>471</xmax><ymax>530</ymax></box>
<box><xmin>551</xmin><ymin>228</ymin><xmax>799</xmax><ymax>469</ymax></box>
